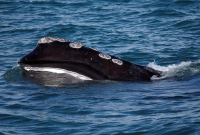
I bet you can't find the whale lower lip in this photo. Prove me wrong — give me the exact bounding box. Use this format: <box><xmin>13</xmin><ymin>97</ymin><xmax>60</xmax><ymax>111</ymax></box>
<box><xmin>24</xmin><ymin>66</ymin><xmax>92</xmax><ymax>80</ymax></box>
<box><xmin>20</xmin><ymin>62</ymin><xmax>109</xmax><ymax>80</ymax></box>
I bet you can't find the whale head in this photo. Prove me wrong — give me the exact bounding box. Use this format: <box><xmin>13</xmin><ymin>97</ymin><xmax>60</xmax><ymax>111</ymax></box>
<box><xmin>19</xmin><ymin>37</ymin><xmax>161</xmax><ymax>82</ymax></box>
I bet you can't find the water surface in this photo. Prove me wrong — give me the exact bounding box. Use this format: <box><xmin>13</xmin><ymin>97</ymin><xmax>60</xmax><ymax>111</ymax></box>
<box><xmin>1</xmin><ymin>0</ymin><xmax>200</xmax><ymax>134</ymax></box>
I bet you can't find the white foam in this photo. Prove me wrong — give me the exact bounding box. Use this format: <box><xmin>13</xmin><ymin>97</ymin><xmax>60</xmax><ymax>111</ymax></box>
<box><xmin>147</xmin><ymin>60</ymin><xmax>200</xmax><ymax>80</ymax></box>
<box><xmin>24</xmin><ymin>67</ymin><xmax>92</xmax><ymax>80</ymax></box>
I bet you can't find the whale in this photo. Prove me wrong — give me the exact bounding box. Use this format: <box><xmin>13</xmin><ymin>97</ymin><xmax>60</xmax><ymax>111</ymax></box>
<box><xmin>18</xmin><ymin>37</ymin><xmax>161</xmax><ymax>82</ymax></box>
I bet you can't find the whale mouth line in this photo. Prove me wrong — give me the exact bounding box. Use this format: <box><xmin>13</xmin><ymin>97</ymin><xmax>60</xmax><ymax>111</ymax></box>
<box><xmin>18</xmin><ymin>59</ymin><xmax>75</xmax><ymax>64</ymax></box>
<box><xmin>24</xmin><ymin>66</ymin><xmax>93</xmax><ymax>80</ymax></box>
<box><xmin>19</xmin><ymin>61</ymin><xmax>110</xmax><ymax>80</ymax></box>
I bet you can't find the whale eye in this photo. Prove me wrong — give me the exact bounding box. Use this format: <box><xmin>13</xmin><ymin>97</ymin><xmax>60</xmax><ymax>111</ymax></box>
<box><xmin>112</xmin><ymin>59</ymin><xmax>123</xmax><ymax>65</ymax></box>
<box><xmin>69</xmin><ymin>42</ymin><xmax>83</xmax><ymax>49</ymax></box>
<box><xmin>99</xmin><ymin>53</ymin><xmax>111</xmax><ymax>60</ymax></box>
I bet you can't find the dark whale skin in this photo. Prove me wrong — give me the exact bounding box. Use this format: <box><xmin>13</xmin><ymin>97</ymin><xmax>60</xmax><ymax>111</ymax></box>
<box><xmin>18</xmin><ymin>37</ymin><xmax>161</xmax><ymax>82</ymax></box>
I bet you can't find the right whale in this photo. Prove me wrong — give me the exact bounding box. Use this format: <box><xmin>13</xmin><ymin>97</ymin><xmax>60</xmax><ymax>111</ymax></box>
<box><xmin>18</xmin><ymin>37</ymin><xmax>161</xmax><ymax>82</ymax></box>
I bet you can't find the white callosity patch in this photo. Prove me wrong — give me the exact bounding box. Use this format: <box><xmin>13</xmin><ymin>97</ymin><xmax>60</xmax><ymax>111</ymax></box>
<box><xmin>38</xmin><ymin>37</ymin><xmax>68</xmax><ymax>44</ymax></box>
<box><xmin>99</xmin><ymin>53</ymin><xmax>111</xmax><ymax>60</ymax></box>
<box><xmin>24</xmin><ymin>67</ymin><xmax>92</xmax><ymax>80</ymax></box>
<box><xmin>112</xmin><ymin>59</ymin><xmax>123</xmax><ymax>65</ymax></box>
<box><xmin>90</xmin><ymin>47</ymin><xmax>98</xmax><ymax>51</ymax></box>
<box><xmin>69</xmin><ymin>42</ymin><xmax>83</xmax><ymax>49</ymax></box>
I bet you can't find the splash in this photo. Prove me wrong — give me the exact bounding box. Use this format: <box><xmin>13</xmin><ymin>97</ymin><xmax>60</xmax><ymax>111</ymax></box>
<box><xmin>147</xmin><ymin>60</ymin><xmax>200</xmax><ymax>80</ymax></box>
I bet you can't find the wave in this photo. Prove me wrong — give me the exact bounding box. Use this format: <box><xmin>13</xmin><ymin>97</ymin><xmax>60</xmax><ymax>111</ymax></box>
<box><xmin>148</xmin><ymin>60</ymin><xmax>200</xmax><ymax>80</ymax></box>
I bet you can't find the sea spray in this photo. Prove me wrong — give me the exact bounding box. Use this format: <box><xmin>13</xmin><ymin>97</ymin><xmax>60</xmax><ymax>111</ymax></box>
<box><xmin>148</xmin><ymin>60</ymin><xmax>200</xmax><ymax>80</ymax></box>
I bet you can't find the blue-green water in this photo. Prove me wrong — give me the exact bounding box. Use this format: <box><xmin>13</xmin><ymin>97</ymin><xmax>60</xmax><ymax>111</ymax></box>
<box><xmin>1</xmin><ymin>0</ymin><xmax>200</xmax><ymax>134</ymax></box>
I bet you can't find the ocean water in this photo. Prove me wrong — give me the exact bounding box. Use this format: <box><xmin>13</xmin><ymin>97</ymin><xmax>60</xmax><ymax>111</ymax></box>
<box><xmin>1</xmin><ymin>0</ymin><xmax>200</xmax><ymax>134</ymax></box>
